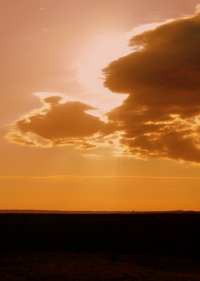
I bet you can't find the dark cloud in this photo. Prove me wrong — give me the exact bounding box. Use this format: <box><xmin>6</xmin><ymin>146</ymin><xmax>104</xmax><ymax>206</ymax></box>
<box><xmin>104</xmin><ymin>11</ymin><xmax>200</xmax><ymax>163</ymax></box>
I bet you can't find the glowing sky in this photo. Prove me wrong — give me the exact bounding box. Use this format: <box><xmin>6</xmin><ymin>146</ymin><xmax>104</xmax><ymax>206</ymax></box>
<box><xmin>1</xmin><ymin>0</ymin><xmax>200</xmax><ymax>211</ymax></box>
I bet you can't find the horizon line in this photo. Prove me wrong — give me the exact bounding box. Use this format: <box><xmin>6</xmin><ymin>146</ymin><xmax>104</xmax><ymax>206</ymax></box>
<box><xmin>0</xmin><ymin>209</ymin><xmax>200</xmax><ymax>214</ymax></box>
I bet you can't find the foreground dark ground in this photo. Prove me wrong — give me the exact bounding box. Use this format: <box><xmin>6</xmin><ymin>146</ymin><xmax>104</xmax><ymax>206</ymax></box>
<box><xmin>0</xmin><ymin>212</ymin><xmax>200</xmax><ymax>280</ymax></box>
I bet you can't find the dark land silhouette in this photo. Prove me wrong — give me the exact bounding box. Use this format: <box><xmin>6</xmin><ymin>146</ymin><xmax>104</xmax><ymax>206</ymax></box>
<box><xmin>0</xmin><ymin>212</ymin><xmax>200</xmax><ymax>281</ymax></box>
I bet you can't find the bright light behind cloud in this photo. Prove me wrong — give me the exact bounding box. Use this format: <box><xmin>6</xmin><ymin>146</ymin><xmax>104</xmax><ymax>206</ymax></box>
<box><xmin>32</xmin><ymin>25</ymin><xmax>163</xmax><ymax>120</ymax></box>
<box><xmin>77</xmin><ymin>25</ymin><xmax>163</xmax><ymax>116</ymax></box>
<box><xmin>77</xmin><ymin>32</ymin><xmax>131</xmax><ymax>114</ymax></box>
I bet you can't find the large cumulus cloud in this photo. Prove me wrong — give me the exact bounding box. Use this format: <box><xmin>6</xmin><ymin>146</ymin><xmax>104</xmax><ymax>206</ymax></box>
<box><xmin>104</xmin><ymin>11</ymin><xmax>200</xmax><ymax>163</ymax></box>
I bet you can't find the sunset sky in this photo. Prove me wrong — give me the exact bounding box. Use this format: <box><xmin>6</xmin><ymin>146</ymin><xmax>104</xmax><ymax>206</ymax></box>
<box><xmin>1</xmin><ymin>0</ymin><xmax>200</xmax><ymax>211</ymax></box>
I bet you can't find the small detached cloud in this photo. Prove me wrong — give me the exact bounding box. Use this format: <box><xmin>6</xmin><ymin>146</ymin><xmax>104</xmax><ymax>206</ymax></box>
<box><xmin>104</xmin><ymin>9</ymin><xmax>200</xmax><ymax>163</ymax></box>
<box><xmin>7</xmin><ymin>96</ymin><xmax>108</xmax><ymax>149</ymax></box>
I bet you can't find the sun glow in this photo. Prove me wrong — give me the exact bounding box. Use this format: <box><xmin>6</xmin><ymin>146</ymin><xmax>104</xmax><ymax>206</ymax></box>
<box><xmin>77</xmin><ymin>32</ymin><xmax>131</xmax><ymax>114</ymax></box>
<box><xmin>31</xmin><ymin>25</ymin><xmax>162</xmax><ymax>121</ymax></box>
<box><xmin>77</xmin><ymin>25</ymin><xmax>162</xmax><ymax>117</ymax></box>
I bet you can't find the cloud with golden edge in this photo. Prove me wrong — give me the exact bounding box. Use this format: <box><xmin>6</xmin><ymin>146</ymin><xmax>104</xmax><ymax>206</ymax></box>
<box><xmin>7</xmin><ymin>96</ymin><xmax>113</xmax><ymax>149</ymax></box>
<box><xmin>104</xmin><ymin>8</ymin><xmax>200</xmax><ymax>163</ymax></box>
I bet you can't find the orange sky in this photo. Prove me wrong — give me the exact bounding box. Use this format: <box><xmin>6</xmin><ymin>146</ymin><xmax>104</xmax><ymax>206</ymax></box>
<box><xmin>1</xmin><ymin>0</ymin><xmax>200</xmax><ymax>211</ymax></box>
